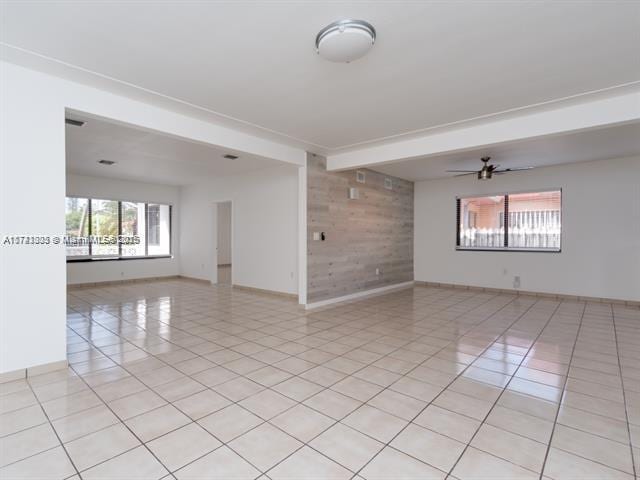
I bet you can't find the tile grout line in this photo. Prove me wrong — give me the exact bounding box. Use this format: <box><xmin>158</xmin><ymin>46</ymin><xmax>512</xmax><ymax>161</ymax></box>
<box><xmin>65</xmin><ymin>287</ymin><xmax>303</xmax><ymax>475</ymax></box>
<box><xmin>534</xmin><ymin>308</ymin><xmax>640</xmax><ymax>476</ymax></box>
<box><xmin>444</xmin><ymin>298</ymin><xmax>567</xmax><ymax>478</ymax></box>
<box><xmin>63</xmin><ymin>288</ymin><xmax>423</xmax><ymax>476</ymax></box>
<box><xmin>346</xmin><ymin>294</ymin><xmax>544</xmax><ymax>478</ymax></box>
<box><xmin>165</xmin><ymin>288</ymin><xmax>495</xmax><ymax>476</ymax></box>
<box><xmin>22</xmin><ymin>377</ymin><xmax>82</xmax><ymax>478</ymax></box>
<box><xmin>13</xmin><ymin>281</ymin><xmax>628</xmax><ymax>479</ymax></box>
<box><xmin>610</xmin><ymin>303</ymin><xmax>638</xmax><ymax>479</ymax></box>
<box><xmin>65</xmin><ymin>360</ymin><xmax>177</xmax><ymax>478</ymax></box>
<box><xmin>259</xmin><ymin>290</ymin><xmax>516</xmax><ymax>478</ymax></box>
<box><xmin>70</xmin><ymin>287</ymin><xmax>541</xmax><ymax>478</ymax></box>
<box><xmin>107</xmin><ymin>287</ymin><xmax>502</xmax><ymax>477</ymax></box>
<box><xmin>535</xmin><ymin>301</ymin><xmax>587</xmax><ymax>480</ymax></box>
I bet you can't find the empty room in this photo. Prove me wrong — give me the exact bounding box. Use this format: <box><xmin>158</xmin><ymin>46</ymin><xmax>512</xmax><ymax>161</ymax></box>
<box><xmin>1</xmin><ymin>2</ymin><xmax>639</xmax><ymax>479</ymax></box>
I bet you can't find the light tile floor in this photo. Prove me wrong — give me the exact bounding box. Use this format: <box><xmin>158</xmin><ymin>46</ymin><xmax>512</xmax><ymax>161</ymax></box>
<box><xmin>1</xmin><ymin>279</ymin><xmax>639</xmax><ymax>479</ymax></box>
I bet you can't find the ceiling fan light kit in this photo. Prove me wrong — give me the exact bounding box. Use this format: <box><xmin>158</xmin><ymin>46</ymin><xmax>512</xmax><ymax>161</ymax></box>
<box><xmin>478</xmin><ymin>157</ymin><xmax>493</xmax><ymax>180</ymax></box>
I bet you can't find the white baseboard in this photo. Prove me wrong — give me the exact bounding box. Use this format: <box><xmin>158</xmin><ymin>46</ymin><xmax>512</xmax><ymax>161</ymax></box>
<box><xmin>0</xmin><ymin>359</ymin><xmax>68</xmax><ymax>384</ymax></box>
<box><xmin>305</xmin><ymin>281</ymin><xmax>415</xmax><ymax>310</ymax></box>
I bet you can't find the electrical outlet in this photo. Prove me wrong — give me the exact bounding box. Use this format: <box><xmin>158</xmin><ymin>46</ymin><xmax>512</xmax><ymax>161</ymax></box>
<box><xmin>375</xmin><ymin>268</ymin><xmax>380</xmax><ymax>276</ymax></box>
<box><xmin>513</xmin><ymin>276</ymin><xmax>521</xmax><ymax>289</ymax></box>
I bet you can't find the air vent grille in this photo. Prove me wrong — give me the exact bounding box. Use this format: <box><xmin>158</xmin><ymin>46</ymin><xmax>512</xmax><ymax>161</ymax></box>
<box><xmin>65</xmin><ymin>118</ymin><xmax>86</xmax><ymax>127</ymax></box>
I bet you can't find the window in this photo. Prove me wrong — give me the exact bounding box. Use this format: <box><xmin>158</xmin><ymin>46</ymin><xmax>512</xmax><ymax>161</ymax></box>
<box><xmin>65</xmin><ymin>197</ymin><xmax>89</xmax><ymax>256</ymax></box>
<box><xmin>121</xmin><ymin>202</ymin><xmax>146</xmax><ymax>257</ymax></box>
<box><xmin>148</xmin><ymin>205</ymin><xmax>160</xmax><ymax>246</ymax></box>
<box><xmin>147</xmin><ymin>204</ymin><xmax>171</xmax><ymax>256</ymax></box>
<box><xmin>91</xmin><ymin>199</ymin><xmax>119</xmax><ymax>256</ymax></box>
<box><xmin>456</xmin><ymin>190</ymin><xmax>561</xmax><ymax>251</ymax></box>
<box><xmin>458</xmin><ymin>195</ymin><xmax>505</xmax><ymax>248</ymax></box>
<box><xmin>65</xmin><ymin>196</ymin><xmax>171</xmax><ymax>260</ymax></box>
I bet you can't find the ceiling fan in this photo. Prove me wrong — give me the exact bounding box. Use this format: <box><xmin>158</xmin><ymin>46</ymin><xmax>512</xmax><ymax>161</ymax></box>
<box><xmin>446</xmin><ymin>156</ymin><xmax>534</xmax><ymax>180</ymax></box>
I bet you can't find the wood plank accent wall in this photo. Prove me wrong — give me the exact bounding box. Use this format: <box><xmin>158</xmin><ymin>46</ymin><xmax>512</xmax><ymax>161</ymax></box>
<box><xmin>307</xmin><ymin>154</ymin><xmax>414</xmax><ymax>303</ymax></box>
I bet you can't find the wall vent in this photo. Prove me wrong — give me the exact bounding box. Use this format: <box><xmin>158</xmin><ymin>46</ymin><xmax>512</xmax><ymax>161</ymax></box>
<box><xmin>65</xmin><ymin>118</ymin><xmax>86</xmax><ymax>127</ymax></box>
<box><xmin>356</xmin><ymin>170</ymin><xmax>366</xmax><ymax>183</ymax></box>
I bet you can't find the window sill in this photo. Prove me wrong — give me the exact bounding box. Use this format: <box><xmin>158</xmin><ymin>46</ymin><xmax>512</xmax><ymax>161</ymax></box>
<box><xmin>67</xmin><ymin>255</ymin><xmax>173</xmax><ymax>263</ymax></box>
<box><xmin>456</xmin><ymin>247</ymin><xmax>561</xmax><ymax>253</ymax></box>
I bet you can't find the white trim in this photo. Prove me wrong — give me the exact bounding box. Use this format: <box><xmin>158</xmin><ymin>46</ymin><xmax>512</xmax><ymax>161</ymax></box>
<box><xmin>305</xmin><ymin>281</ymin><xmax>415</xmax><ymax>310</ymax></box>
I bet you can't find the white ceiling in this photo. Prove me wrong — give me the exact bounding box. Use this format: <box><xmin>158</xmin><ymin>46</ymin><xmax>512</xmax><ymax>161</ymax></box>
<box><xmin>65</xmin><ymin>113</ymin><xmax>287</xmax><ymax>185</ymax></box>
<box><xmin>371</xmin><ymin>122</ymin><xmax>640</xmax><ymax>181</ymax></box>
<box><xmin>2</xmin><ymin>1</ymin><xmax>639</xmax><ymax>152</ymax></box>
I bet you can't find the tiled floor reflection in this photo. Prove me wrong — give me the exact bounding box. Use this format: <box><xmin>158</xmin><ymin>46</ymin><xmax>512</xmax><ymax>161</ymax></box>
<box><xmin>1</xmin><ymin>279</ymin><xmax>639</xmax><ymax>479</ymax></box>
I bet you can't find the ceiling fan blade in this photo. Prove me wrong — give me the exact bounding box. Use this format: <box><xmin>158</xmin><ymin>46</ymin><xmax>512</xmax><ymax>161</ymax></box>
<box><xmin>453</xmin><ymin>172</ymin><xmax>477</xmax><ymax>177</ymax></box>
<box><xmin>494</xmin><ymin>166</ymin><xmax>535</xmax><ymax>173</ymax></box>
<box><xmin>446</xmin><ymin>170</ymin><xmax>478</xmax><ymax>173</ymax></box>
<box><xmin>489</xmin><ymin>164</ymin><xmax>500</xmax><ymax>170</ymax></box>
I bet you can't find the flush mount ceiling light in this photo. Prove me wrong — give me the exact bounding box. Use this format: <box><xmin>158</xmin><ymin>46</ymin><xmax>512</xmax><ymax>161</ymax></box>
<box><xmin>316</xmin><ymin>19</ymin><xmax>376</xmax><ymax>63</ymax></box>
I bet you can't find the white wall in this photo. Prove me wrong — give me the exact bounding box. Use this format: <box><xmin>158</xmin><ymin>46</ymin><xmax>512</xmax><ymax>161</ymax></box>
<box><xmin>1</xmin><ymin>61</ymin><xmax>67</xmax><ymax>374</ymax></box>
<box><xmin>0</xmin><ymin>60</ymin><xmax>305</xmax><ymax>374</ymax></box>
<box><xmin>180</xmin><ymin>164</ymin><xmax>299</xmax><ymax>295</ymax></box>
<box><xmin>415</xmin><ymin>156</ymin><xmax>640</xmax><ymax>302</ymax></box>
<box><xmin>216</xmin><ymin>202</ymin><xmax>232</xmax><ymax>265</ymax></box>
<box><xmin>66</xmin><ymin>173</ymin><xmax>180</xmax><ymax>284</ymax></box>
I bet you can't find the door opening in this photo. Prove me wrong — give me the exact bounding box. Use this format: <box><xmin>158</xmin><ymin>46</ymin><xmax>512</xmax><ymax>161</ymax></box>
<box><xmin>216</xmin><ymin>201</ymin><xmax>232</xmax><ymax>285</ymax></box>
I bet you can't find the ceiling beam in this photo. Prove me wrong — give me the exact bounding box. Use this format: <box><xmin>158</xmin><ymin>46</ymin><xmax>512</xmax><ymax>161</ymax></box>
<box><xmin>326</xmin><ymin>89</ymin><xmax>640</xmax><ymax>171</ymax></box>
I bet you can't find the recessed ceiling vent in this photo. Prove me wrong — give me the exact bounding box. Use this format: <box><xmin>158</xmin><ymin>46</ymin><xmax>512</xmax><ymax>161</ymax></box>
<box><xmin>223</xmin><ymin>154</ymin><xmax>239</xmax><ymax>160</ymax></box>
<box><xmin>98</xmin><ymin>159</ymin><xmax>116</xmax><ymax>166</ymax></box>
<box><xmin>65</xmin><ymin>118</ymin><xmax>86</xmax><ymax>127</ymax></box>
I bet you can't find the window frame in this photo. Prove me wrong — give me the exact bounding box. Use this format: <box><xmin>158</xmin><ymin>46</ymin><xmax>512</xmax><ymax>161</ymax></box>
<box><xmin>147</xmin><ymin>204</ymin><xmax>161</xmax><ymax>246</ymax></box>
<box><xmin>65</xmin><ymin>195</ymin><xmax>173</xmax><ymax>262</ymax></box>
<box><xmin>455</xmin><ymin>188</ymin><xmax>562</xmax><ymax>253</ymax></box>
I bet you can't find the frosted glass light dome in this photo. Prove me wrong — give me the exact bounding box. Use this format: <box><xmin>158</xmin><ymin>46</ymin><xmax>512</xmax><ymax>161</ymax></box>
<box><xmin>316</xmin><ymin>19</ymin><xmax>376</xmax><ymax>63</ymax></box>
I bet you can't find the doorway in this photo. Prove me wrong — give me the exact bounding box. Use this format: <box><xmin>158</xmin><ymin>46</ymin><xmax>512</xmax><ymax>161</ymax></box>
<box><xmin>216</xmin><ymin>201</ymin><xmax>232</xmax><ymax>285</ymax></box>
